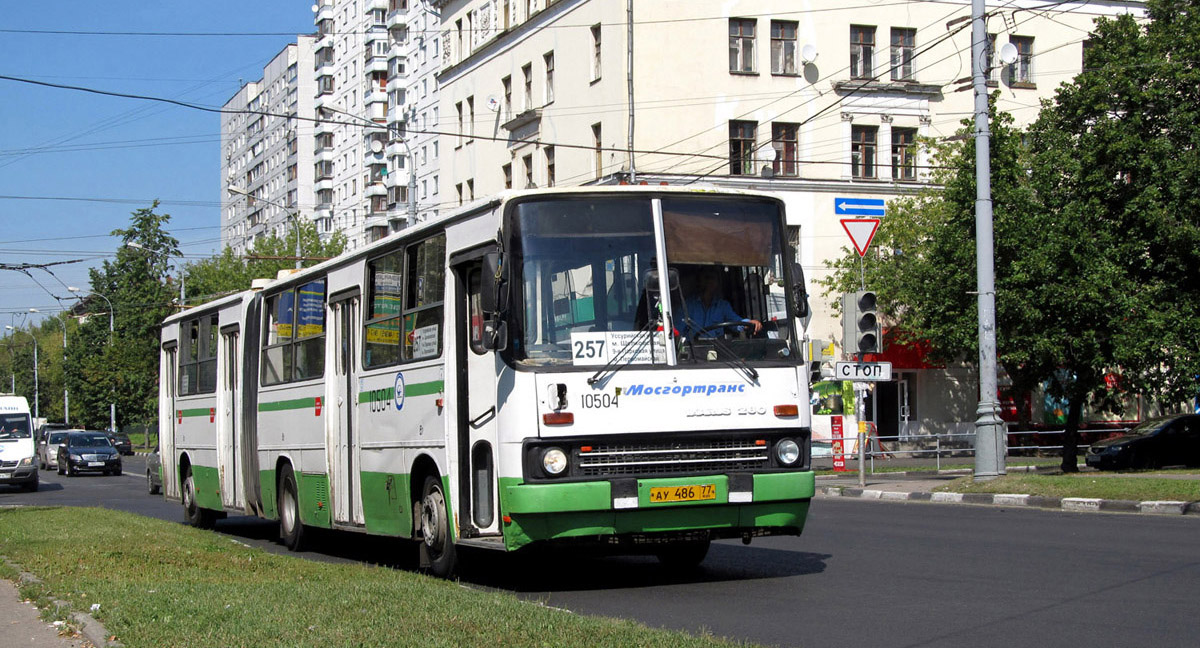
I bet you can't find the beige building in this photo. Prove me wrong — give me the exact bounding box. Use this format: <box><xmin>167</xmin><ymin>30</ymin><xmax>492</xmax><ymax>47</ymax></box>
<box><xmin>432</xmin><ymin>0</ymin><xmax>1145</xmax><ymax>441</ymax></box>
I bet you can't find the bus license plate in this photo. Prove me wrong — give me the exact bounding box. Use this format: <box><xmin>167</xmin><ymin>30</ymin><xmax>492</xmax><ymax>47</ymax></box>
<box><xmin>649</xmin><ymin>483</ymin><xmax>716</xmax><ymax>503</ymax></box>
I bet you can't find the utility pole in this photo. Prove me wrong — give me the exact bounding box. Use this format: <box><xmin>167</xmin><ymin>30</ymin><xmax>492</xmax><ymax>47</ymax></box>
<box><xmin>971</xmin><ymin>0</ymin><xmax>1005</xmax><ymax>480</ymax></box>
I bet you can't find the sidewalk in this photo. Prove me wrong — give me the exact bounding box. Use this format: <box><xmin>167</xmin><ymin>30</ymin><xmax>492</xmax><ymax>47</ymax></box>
<box><xmin>0</xmin><ymin>578</ymin><xmax>93</xmax><ymax>648</ymax></box>
<box><xmin>815</xmin><ymin>467</ymin><xmax>1200</xmax><ymax>516</ymax></box>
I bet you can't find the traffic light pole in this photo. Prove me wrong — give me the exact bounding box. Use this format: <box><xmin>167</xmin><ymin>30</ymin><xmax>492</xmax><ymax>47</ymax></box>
<box><xmin>971</xmin><ymin>0</ymin><xmax>1005</xmax><ymax>480</ymax></box>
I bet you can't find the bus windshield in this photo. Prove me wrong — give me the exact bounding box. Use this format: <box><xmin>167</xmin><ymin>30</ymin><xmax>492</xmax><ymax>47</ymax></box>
<box><xmin>509</xmin><ymin>194</ymin><xmax>798</xmax><ymax>368</ymax></box>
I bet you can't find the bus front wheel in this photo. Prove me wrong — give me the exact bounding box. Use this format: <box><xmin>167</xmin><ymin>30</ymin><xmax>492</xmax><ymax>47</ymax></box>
<box><xmin>278</xmin><ymin>465</ymin><xmax>307</xmax><ymax>551</ymax></box>
<box><xmin>418</xmin><ymin>475</ymin><xmax>456</xmax><ymax>577</ymax></box>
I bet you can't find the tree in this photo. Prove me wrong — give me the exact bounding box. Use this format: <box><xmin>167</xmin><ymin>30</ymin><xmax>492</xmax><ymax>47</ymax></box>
<box><xmin>183</xmin><ymin>221</ymin><xmax>346</xmax><ymax>302</ymax></box>
<box><xmin>68</xmin><ymin>202</ymin><xmax>180</xmax><ymax>430</ymax></box>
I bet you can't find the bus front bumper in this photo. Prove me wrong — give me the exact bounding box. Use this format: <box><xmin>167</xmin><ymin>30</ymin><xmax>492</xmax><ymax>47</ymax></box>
<box><xmin>498</xmin><ymin>471</ymin><xmax>815</xmax><ymax>551</ymax></box>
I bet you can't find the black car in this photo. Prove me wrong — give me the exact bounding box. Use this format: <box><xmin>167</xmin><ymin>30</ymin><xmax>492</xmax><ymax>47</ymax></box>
<box><xmin>1085</xmin><ymin>414</ymin><xmax>1200</xmax><ymax>470</ymax></box>
<box><xmin>57</xmin><ymin>431</ymin><xmax>122</xmax><ymax>476</ymax></box>
<box><xmin>146</xmin><ymin>444</ymin><xmax>162</xmax><ymax>495</ymax></box>
<box><xmin>106</xmin><ymin>431</ymin><xmax>134</xmax><ymax>456</ymax></box>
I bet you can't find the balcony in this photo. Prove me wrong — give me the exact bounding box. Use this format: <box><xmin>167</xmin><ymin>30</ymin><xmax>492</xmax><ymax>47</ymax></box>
<box><xmin>386</xmin><ymin>140</ymin><xmax>406</xmax><ymax>158</ymax></box>
<box><xmin>388</xmin><ymin>9</ymin><xmax>407</xmax><ymax>29</ymax></box>
<box><xmin>366</xmin><ymin>183</ymin><xmax>388</xmax><ymax>198</ymax></box>
<box><xmin>502</xmin><ymin>108</ymin><xmax>541</xmax><ymax>132</ymax></box>
<box><xmin>315</xmin><ymin>178</ymin><xmax>334</xmax><ymax>192</ymax></box>
<box><xmin>315</xmin><ymin>147</ymin><xmax>335</xmax><ymax>162</ymax></box>
<box><xmin>364</xmin><ymin>55</ymin><xmax>389</xmax><ymax>75</ymax></box>
<box><xmin>314</xmin><ymin>2</ymin><xmax>334</xmax><ymax>22</ymax></box>
<box><xmin>367</xmin><ymin>0</ymin><xmax>388</xmax><ymax>11</ymax></box>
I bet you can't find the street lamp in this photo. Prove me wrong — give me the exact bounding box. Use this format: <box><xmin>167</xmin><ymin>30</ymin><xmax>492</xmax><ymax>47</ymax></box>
<box><xmin>5</xmin><ymin>326</ymin><xmax>38</xmax><ymax>420</ymax></box>
<box><xmin>67</xmin><ymin>287</ymin><xmax>116</xmax><ymax>432</ymax></box>
<box><xmin>29</xmin><ymin>309</ymin><xmax>67</xmax><ymax>425</ymax></box>
<box><xmin>228</xmin><ymin>186</ymin><xmax>303</xmax><ymax>269</ymax></box>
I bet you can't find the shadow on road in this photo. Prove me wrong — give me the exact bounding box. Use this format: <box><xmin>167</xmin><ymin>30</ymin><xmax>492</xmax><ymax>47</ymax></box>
<box><xmin>205</xmin><ymin>514</ymin><xmax>828</xmax><ymax>591</ymax></box>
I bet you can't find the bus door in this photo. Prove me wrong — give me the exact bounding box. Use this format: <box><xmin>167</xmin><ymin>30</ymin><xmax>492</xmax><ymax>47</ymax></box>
<box><xmin>162</xmin><ymin>344</ymin><xmax>179</xmax><ymax>498</ymax></box>
<box><xmin>455</xmin><ymin>260</ymin><xmax>501</xmax><ymax>537</ymax></box>
<box><xmin>329</xmin><ymin>296</ymin><xmax>364</xmax><ymax>526</ymax></box>
<box><xmin>218</xmin><ymin>327</ymin><xmax>241</xmax><ymax>509</ymax></box>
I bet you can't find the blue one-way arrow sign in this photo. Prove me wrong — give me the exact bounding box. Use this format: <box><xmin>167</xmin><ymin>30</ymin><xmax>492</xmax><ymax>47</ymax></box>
<box><xmin>835</xmin><ymin>197</ymin><xmax>886</xmax><ymax>216</ymax></box>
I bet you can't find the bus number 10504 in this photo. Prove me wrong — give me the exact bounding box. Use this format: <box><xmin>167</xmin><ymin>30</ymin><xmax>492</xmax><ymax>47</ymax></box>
<box><xmin>581</xmin><ymin>393</ymin><xmax>619</xmax><ymax>409</ymax></box>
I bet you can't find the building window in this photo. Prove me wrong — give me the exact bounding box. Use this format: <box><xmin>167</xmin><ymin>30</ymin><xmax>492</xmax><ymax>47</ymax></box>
<box><xmin>986</xmin><ymin>34</ymin><xmax>998</xmax><ymax>83</ymax></box>
<box><xmin>891</xmin><ymin>127</ymin><xmax>917</xmax><ymax>180</ymax></box>
<box><xmin>850</xmin><ymin>25</ymin><xmax>875</xmax><ymax>79</ymax></box>
<box><xmin>503</xmin><ymin>162</ymin><xmax>513</xmax><ymax>189</ymax></box>
<box><xmin>544</xmin><ymin>51</ymin><xmax>555</xmax><ymax>105</ymax></box>
<box><xmin>890</xmin><ymin>28</ymin><xmax>915</xmax><ymax>81</ymax></box>
<box><xmin>592</xmin><ymin>122</ymin><xmax>602</xmax><ymax>179</ymax></box>
<box><xmin>545</xmin><ymin>146</ymin><xmax>555</xmax><ymax>187</ymax></box>
<box><xmin>590</xmin><ymin>24</ymin><xmax>602</xmax><ymax>81</ymax></box>
<box><xmin>502</xmin><ymin>75</ymin><xmax>512</xmax><ymax>120</ymax></box>
<box><xmin>455</xmin><ymin>101</ymin><xmax>463</xmax><ymax>147</ymax></box>
<box><xmin>522</xmin><ymin>63</ymin><xmax>533</xmax><ymax>111</ymax></box>
<box><xmin>1009</xmin><ymin>36</ymin><xmax>1034</xmax><ymax>85</ymax></box>
<box><xmin>851</xmin><ymin>125</ymin><xmax>878</xmax><ymax>179</ymax></box>
<box><xmin>466</xmin><ymin>179</ymin><xmax>474</xmax><ymax>201</ymax></box>
<box><xmin>729</xmin><ymin>19</ymin><xmax>756</xmax><ymax>73</ymax></box>
<box><xmin>467</xmin><ymin>96</ymin><xmax>475</xmax><ymax>143</ymax></box>
<box><xmin>523</xmin><ymin>154</ymin><xmax>534</xmax><ymax>188</ymax></box>
<box><xmin>456</xmin><ymin>183</ymin><xmax>463</xmax><ymax>205</ymax></box>
<box><xmin>771</xmin><ymin>122</ymin><xmax>799</xmax><ymax>177</ymax></box>
<box><xmin>729</xmin><ymin>120</ymin><xmax>757</xmax><ymax>176</ymax></box>
<box><xmin>770</xmin><ymin>20</ymin><xmax>797</xmax><ymax>75</ymax></box>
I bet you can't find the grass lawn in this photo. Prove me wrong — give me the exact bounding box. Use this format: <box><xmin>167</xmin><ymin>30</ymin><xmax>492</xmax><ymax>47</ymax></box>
<box><xmin>936</xmin><ymin>473</ymin><xmax>1200</xmax><ymax>501</ymax></box>
<box><xmin>0</xmin><ymin>507</ymin><xmax>752</xmax><ymax>648</ymax></box>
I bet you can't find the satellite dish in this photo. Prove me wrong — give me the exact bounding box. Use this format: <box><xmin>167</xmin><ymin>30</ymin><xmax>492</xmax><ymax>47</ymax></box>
<box><xmin>485</xmin><ymin>96</ymin><xmax>500</xmax><ymax>113</ymax></box>
<box><xmin>370</xmin><ymin>140</ymin><xmax>384</xmax><ymax>154</ymax></box>
<box><xmin>311</xmin><ymin>4</ymin><xmax>319</xmax><ymax>12</ymax></box>
<box><xmin>758</xmin><ymin>144</ymin><xmax>778</xmax><ymax>162</ymax></box>
<box><xmin>999</xmin><ymin>42</ymin><xmax>1019</xmax><ymax>65</ymax></box>
<box><xmin>801</xmin><ymin>44</ymin><xmax>819</xmax><ymax>64</ymax></box>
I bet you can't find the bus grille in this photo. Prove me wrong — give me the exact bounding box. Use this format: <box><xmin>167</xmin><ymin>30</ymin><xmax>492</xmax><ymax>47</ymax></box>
<box><xmin>576</xmin><ymin>438</ymin><xmax>770</xmax><ymax>476</ymax></box>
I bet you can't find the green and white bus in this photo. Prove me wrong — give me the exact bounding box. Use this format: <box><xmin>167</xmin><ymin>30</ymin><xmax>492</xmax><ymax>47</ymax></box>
<box><xmin>159</xmin><ymin>186</ymin><xmax>816</xmax><ymax>575</ymax></box>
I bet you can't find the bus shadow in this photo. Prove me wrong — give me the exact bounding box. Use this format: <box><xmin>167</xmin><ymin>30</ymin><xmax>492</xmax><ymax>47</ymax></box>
<box><xmin>207</xmin><ymin>518</ymin><xmax>827</xmax><ymax>590</ymax></box>
<box><xmin>460</xmin><ymin>542</ymin><xmax>830</xmax><ymax>592</ymax></box>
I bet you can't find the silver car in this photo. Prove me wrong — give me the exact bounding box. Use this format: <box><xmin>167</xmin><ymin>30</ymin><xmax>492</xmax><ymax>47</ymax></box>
<box><xmin>38</xmin><ymin>430</ymin><xmax>71</xmax><ymax>470</ymax></box>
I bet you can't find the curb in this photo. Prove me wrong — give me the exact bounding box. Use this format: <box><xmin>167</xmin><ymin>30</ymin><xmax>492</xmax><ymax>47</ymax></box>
<box><xmin>1</xmin><ymin>556</ymin><xmax>122</xmax><ymax>648</ymax></box>
<box><xmin>817</xmin><ymin>485</ymin><xmax>1200</xmax><ymax>517</ymax></box>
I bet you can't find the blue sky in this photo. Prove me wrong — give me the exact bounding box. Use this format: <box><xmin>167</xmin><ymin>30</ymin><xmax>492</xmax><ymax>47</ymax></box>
<box><xmin>0</xmin><ymin>2</ymin><xmax>314</xmax><ymax>329</ymax></box>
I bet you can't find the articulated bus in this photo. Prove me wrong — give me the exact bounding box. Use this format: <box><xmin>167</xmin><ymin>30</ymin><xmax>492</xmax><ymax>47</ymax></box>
<box><xmin>159</xmin><ymin>186</ymin><xmax>815</xmax><ymax>575</ymax></box>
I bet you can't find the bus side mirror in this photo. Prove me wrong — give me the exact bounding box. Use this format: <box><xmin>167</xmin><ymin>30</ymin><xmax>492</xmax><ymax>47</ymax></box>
<box><xmin>481</xmin><ymin>252</ymin><xmax>503</xmax><ymax>315</ymax></box>
<box><xmin>480</xmin><ymin>252</ymin><xmax>508</xmax><ymax>351</ymax></box>
<box><xmin>791</xmin><ymin>262</ymin><xmax>810</xmax><ymax>319</ymax></box>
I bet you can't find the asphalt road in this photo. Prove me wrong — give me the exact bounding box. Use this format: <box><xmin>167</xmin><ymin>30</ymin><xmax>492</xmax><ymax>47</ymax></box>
<box><xmin>4</xmin><ymin>459</ymin><xmax>1197</xmax><ymax>648</ymax></box>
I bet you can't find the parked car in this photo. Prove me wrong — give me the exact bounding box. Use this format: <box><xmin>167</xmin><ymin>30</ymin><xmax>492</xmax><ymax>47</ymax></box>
<box><xmin>106</xmin><ymin>431</ymin><xmax>134</xmax><ymax>456</ymax></box>
<box><xmin>57</xmin><ymin>431</ymin><xmax>122</xmax><ymax>476</ymax></box>
<box><xmin>1085</xmin><ymin>414</ymin><xmax>1200</xmax><ymax>470</ymax></box>
<box><xmin>146</xmin><ymin>444</ymin><xmax>162</xmax><ymax>495</ymax></box>
<box><xmin>38</xmin><ymin>429</ymin><xmax>72</xmax><ymax>470</ymax></box>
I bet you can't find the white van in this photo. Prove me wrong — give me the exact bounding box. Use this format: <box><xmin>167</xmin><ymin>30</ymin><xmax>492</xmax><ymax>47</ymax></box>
<box><xmin>0</xmin><ymin>395</ymin><xmax>38</xmax><ymax>491</ymax></box>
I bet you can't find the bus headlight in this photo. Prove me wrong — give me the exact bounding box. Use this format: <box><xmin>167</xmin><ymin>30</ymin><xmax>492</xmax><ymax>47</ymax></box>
<box><xmin>541</xmin><ymin>448</ymin><xmax>568</xmax><ymax>476</ymax></box>
<box><xmin>776</xmin><ymin>439</ymin><xmax>801</xmax><ymax>466</ymax></box>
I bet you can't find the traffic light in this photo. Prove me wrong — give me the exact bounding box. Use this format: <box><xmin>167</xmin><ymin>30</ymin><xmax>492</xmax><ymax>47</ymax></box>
<box><xmin>841</xmin><ymin>290</ymin><xmax>881</xmax><ymax>356</ymax></box>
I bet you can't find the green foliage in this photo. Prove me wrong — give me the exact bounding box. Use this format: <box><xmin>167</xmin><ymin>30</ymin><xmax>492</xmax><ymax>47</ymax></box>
<box><xmin>182</xmin><ymin>222</ymin><xmax>346</xmax><ymax>304</ymax></box>
<box><xmin>822</xmin><ymin>3</ymin><xmax>1200</xmax><ymax>471</ymax></box>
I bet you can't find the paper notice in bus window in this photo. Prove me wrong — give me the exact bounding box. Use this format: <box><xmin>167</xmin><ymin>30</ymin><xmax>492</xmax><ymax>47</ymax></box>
<box><xmin>412</xmin><ymin>324</ymin><xmax>439</xmax><ymax>358</ymax></box>
<box><xmin>571</xmin><ymin>331</ymin><xmax>666</xmax><ymax>365</ymax></box>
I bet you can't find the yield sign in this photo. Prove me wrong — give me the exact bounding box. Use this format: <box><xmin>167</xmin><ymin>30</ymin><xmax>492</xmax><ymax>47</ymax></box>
<box><xmin>840</xmin><ymin>218</ymin><xmax>881</xmax><ymax>256</ymax></box>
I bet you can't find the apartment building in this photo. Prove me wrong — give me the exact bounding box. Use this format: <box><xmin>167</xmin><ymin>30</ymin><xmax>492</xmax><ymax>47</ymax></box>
<box><xmin>433</xmin><ymin>0</ymin><xmax>1145</xmax><ymax>440</ymax></box>
<box><xmin>220</xmin><ymin>37</ymin><xmax>316</xmax><ymax>255</ymax></box>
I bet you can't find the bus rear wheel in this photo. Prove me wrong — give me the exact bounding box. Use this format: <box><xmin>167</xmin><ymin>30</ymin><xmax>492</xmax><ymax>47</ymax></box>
<box><xmin>418</xmin><ymin>475</ymin><xmax>456</xmax><ymax>577</ymax></box>
<box><xmin>182</xmin><ymin>469</ymin><xmax>216</xmax><ymax>528</ymax></box>
<box><xmin>278</xmin><ymin>465</ymin><xmax>307</xmax><ymax>551</ymax></box>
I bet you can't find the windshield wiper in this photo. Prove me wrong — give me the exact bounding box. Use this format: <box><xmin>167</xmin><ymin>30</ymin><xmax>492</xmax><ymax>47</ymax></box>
<box><xmin>587</xmin><ymin>322</ymin><xmax>656</xmax><ymax>387</ymax></box>
<box><xmin>682</xmin><ymin>317</ymin><xmax>759</xmax><ymax>384</ymax></box>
